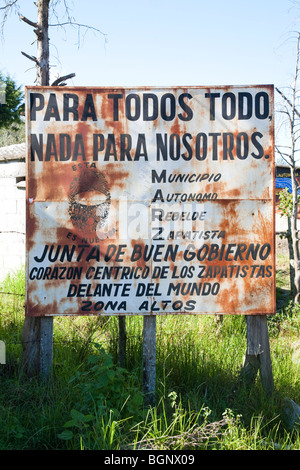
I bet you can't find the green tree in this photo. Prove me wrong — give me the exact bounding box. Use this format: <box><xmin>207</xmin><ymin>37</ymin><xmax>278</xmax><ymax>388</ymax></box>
<box><xmin>0</xmin><ymin>72</ymin><xmax>24</xmax><ymax>128</ymax></box>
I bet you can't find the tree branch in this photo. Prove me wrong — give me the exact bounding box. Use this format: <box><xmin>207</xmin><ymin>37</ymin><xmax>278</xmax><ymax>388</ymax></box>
<box><xmin>51</xmin><ymin>72</ymin><xmax>75</xmax><ymax>86</ymax></box>
<box><xmin>21</xmin><ymin>51</ymin><xmax>38</xmax><ymax>64</ymax></box>
<box><xmin>0</xmin><ymin>0</ymin><xmax>19</xmax><ymax>35</ymax></box>
<box><xmin>276</xmin><ymin>86</ymin><xmax>300</xmax><ymax>120</ymax></box>
<box><xmin>19</xmin><ymin>15</ymin><xmax>38</xmax><ymax>28</ymax></box>
<box><xmin>48</xmin><ymin>20</ymin><xmax>107</xmax><ymax>37</ymax></box>
<box><xmin>275</xmin><ymin>145</ymin><xmax>292</xmax><ymax>166</ymax></box>
<box><xmin>0</xmin><ymin>0</ymin><xmax>18</xmax><ymax>10</ymax></box>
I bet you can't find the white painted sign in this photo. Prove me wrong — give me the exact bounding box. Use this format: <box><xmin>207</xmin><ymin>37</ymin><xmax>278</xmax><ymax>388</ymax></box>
<box><xmin>26</xmin><ymin>85</ymin><xmax>275</xmax><ymax>316</ymax></box>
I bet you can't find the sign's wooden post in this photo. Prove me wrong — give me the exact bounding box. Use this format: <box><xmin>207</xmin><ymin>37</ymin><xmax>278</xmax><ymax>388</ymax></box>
<box><xmin>40</xmin><ymin>316</ymin><xmax>53</xmax><ymax>377</ymax></box>
<box><xmin>241</xmin><ymin>315</ymin><xmax>274</xmax><ymax>395</ymax></box>
<box><xmin>143</xmin><ymin>315</ymin><xmax>156</xmax><ymax>406</ymax></box>
<box><xmin>0</xmin><ymin>340</ymin><xmax>5</xmax><ymax>364</ymax></box>
<box><xmin>21</xmin><ymin>316</ymin><xmax>53</xmax><ymax>377</ymax></box>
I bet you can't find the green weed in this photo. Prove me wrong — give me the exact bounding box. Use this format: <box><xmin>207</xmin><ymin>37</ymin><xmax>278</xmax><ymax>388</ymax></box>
<box><xmin>0</xmin><ymin>266</ymin><xmax>300</xmax><ymax>450</ymax></box>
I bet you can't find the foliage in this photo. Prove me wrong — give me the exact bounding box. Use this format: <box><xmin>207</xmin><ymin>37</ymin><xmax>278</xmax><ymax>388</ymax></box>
<box><xmin>57</xmin><ymin>346</ymin><xmax>143</xmax><ymax>449</ymax></box>
<box><xmin>0</xmin><ymin>267</ymin><xmax>300</xmax><ymax>450</ymax></box>
<box><xmin>0</xmin><ymin>122</ymin><xmax>25</xmax><ymax>147</ymax></box>
<box><xmin>0</xmin><ymin>72</ymin><xmax>24</xmax><ymax>129</ymax></box>
<box><xmin>278</xmin><ymin>188</ymin><xmax>295</xmax><ymax>218</ymax></box>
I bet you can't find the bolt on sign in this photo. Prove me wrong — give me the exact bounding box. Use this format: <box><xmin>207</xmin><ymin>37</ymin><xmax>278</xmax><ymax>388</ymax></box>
<box><xmin>25</xmin><ymin>85</ymin><xmax>275</xmax><ymax>316</ymax></box>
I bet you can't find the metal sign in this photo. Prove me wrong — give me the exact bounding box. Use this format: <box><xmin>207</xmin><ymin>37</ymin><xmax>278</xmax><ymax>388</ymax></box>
<box><xmin>25</xmin><ymin>85</ymin><xmax>275</xmax><ymax>316</ymax></box>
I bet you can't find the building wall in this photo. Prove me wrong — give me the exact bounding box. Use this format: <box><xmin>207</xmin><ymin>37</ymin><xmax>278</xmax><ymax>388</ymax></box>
<box><xmin>0</xmin><ymin>157</ymin><xmax>25</xmax><ymax>282</ymax></box>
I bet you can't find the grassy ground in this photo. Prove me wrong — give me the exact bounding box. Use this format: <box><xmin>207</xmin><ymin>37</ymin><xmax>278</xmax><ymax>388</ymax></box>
<box><xmin>0</xmin><ymin>255</ymin><xmax>300</xmax><ymax>450</ymax></box>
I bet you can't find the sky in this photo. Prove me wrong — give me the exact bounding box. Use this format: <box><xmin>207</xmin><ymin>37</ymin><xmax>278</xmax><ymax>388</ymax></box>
<box><xmin>0</xmin><ymin>0</ymin><xmax>299</xmax><ymax>90</ymax></box>
<box><xmin>0</xmin><ymin>0</ymin><xmax>300</xmax><ymax>148</ymax></box>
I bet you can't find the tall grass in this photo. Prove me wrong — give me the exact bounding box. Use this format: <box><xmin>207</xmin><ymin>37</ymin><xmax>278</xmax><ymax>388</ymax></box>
<box><xmin>0</xmin><ymin>266</ymin><xmax>300</xmax><ymax>450</ymax></box>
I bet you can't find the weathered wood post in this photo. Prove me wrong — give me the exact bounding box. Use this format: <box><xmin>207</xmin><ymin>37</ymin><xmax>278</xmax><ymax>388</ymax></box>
<box><xmin>39</xmin><ymin>316</ymin><xmax>54</xmax><ymax>377</ymax></box>
<box><xmin>142</xmin><ymin>315</ymin><xmax>156</xmax><ymax>406</ymax></box>
<box><xmin>241</xmin><ymin>315</ymin><xmax>274</xmax><ymax>395</ymax></box>
<box><xmin>0</xmin><ymin>340</ymin><xmax>5</xmax><ymax>364</ymax></box>
<box><xmin>21</xmin><ymin>314</ymin><xmax>53</xmax><ymax>378</ymax></box>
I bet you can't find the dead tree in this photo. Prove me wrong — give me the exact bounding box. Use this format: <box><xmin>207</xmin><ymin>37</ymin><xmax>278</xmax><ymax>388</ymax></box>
<box><xmin>276</xmin><ymin>32</ymin><xmax>300</xmax><ymax>303</ymax></box>
<box><xmin>22</xmin><ymin>0</ymin><xmax>63</xmax><ymax>378</ymax></box>
<box><xmin>1</xmin><ymin>0</ymin><xmax>105</xmax><ymax>376</ymax></box>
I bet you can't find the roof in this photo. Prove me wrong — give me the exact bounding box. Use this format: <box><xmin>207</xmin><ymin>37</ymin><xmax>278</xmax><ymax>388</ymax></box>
<box><xmin>0</xmin><ymin>142</ymin><xmax>26</xmax><ymax>162</ymax></box>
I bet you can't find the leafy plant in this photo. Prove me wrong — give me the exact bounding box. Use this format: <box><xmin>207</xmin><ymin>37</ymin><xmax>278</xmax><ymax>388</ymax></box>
<box><xmin>278</xmin><ymin>187</ymin><xmax>295</xmax><ymax>218</ymax></box>
<box><xmin>1</xmin><ymin>269</ymin><xmax>300</xmax><ymax>450</ymax></box>
<box><xmin>58</xmin><ymin>346</ymin><xmax>143</xmax><ymax>448</ymax></box>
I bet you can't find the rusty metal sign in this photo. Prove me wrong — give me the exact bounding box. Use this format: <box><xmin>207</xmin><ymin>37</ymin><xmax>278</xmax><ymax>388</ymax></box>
<box><xmin>25</xmin><ymin>85</ymin><xmax>275</xmax><ymax>316</ymax></box>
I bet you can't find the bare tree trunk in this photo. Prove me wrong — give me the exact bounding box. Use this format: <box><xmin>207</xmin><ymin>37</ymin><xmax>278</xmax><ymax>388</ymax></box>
<box><xmin>287</xmin><ymin>216</ymin><xmax>296</xmax><ymax>294</ymax></box>
<box><xmin>276</xmin><ymin>33</ymin><xmax>300</xmax><ymax>303</ymax></box>
<box><xmin>2</xmin><ymin>1</ymin><xmax>102</xmax><ymax>378</ymax></box>
<box><xmin>289</xmin><ymin>34</ymin><xmax>300</xmax><ymax>303</ymax></box>
<box><xmin>36</xmin><ymin>0</ymin><xmax>50</xmax><ymax>86</ymax></box>
<box><xmin>290</xmin><ymin>165</ymin><xmax>300</xmax><ymax>302</ymax></box>
<box><xmin>21</xmin><ymin>0</ymin><xmax>53</xmax><ymax>378</ymax></box>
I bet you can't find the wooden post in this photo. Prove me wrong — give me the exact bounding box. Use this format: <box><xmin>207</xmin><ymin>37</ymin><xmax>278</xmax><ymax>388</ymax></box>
<box><xmin>118</xmin><ymin>316</ymin><xmax>126</xmax><ymax>368</ymax></box>
<box><xmin>241</xmin><ymin>315</ymin><xmax>274</xmax><ymax>395</ymax></box>
<box><xmin>40</xmin><ymin>317</ymin><xmax>53</xmax><ymax>377</ymax></box>
<box><xmin>143</xmin><ymin>315</ymin><xmax>156</xmax><ymax>406</ymax></box>
<box><xmin>21</xmin><ymin>316</ymin><xmax>53</xmax><ymax>378</ymax></box>
<box><xmin>0</xmin><ymin>340</ymin><xmax>5</xmax><ymax>364</ymax></box>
